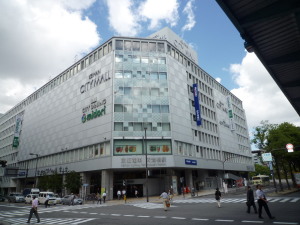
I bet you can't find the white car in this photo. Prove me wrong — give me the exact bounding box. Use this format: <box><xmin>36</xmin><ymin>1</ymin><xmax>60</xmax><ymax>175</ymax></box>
<box><xmin>54</xmin><ymin>194</ymin><xmax>62</xmax><ymax>204</ymax></box>
<box><xmin>25</xmin><ymin>194</ymin><xmax>39</xmax><ymax>204</ymax></box>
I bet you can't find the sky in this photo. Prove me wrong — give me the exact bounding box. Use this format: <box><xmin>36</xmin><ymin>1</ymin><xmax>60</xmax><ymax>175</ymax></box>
<box><xmin>0</xmin><ymin>0</ymin><xmax>299</xmax><ymax>146</ymax></box>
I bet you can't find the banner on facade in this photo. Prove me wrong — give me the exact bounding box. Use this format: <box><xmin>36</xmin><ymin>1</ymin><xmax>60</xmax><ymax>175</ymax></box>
<box><xmin>12</xmin><ymin>115</ymin><xmax>23</xmax><ymax>147</ymax></box>
<box><xmin>226</xmin><ymin>96</ymin><xmax>235</xmax><ymax>131</ymax></box>
<box><xmin>193</xmin><ymin>84</ymin><xmax>202</xmax><ymax>126</ymax></box>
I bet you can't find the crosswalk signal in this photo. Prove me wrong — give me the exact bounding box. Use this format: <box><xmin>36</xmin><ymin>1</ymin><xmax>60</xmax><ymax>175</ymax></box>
<box><xmin>0</xmin><ymin>160</ymin><xmax>7</xmax><ymax>167</ymax></box>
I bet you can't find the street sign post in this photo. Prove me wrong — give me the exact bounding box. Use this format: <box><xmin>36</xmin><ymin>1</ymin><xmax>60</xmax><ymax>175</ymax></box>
<box><xmin>262</xmin><ymin>153</ymin><xmax>273</xmax><ymax>162</ymax></box>
<box><xmin>286</xmin><ymin>143</ymin><xmax>294</xmax><ymax>153</ymax></box>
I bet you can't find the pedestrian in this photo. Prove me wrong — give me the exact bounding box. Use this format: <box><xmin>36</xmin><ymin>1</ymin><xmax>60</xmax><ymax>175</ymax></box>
<box><xmin>96</xmin><ymin>193</ymin><xmax>102</xmax><ymax>204</ymax></box>
<box><xmin>70</xmin><ymin>193</ymin><xmax>75</xmax><ymax>206</ymax></box>
<box><xmin>215</xmin><ymin>188</ymin><xmax>221</xmax><ymax>208</ymax></box>
<box><xmin>168</xmin><ymin>189</ymin><xmax>173</xmax><ymax>201</ymax></box>
<box><xmin>256</xmin><ymin>184</ymin><xmax>275</xmax><ymax>219</ymax></box>
<box><xmin>135</xmin><ymin>189</ymin><xmax>138</xmax><ymax>198</ymax></box>
<box><xmin>26</xmin><ymin>195</ymin><xmax>40</xmax><ymax>223</ymax></box>
<box><xmin>102</xmin><ymin>191</ymin><xmax>106</xmax><ymax>203</ymax></box>
<box><xmin>159</xmin><ymin>190</ymin><xmax>170</xmax><ymax>211</ymax></box>
<box><xmin>246</xmin><ymin>186</ymin><xmax>257</xmax><ymax>214</ymax></box>
<box><xmin>45</xmin><ymin>194</ymin><xmax>50</xmax><ymax>208</ymax></box>
<box><xmin>117</xmin><ymin>190</ymin><xmax>121</xmax><ymax>200</ymax></box>
<box><xmin>122</xmin><ymin>189</ymin><xmax>126</xmax><ymax>199</ymax></box>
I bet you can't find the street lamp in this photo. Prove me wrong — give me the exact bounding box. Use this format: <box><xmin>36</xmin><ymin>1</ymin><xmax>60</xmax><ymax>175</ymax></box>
<box><xmin>221</xmin><ymin>154</ymin><xmax>239</xmax><ymax>193</ymax></box>
<box><xmin>144</xmin><ymin>125</ymin><xmax>149</xmax><ymax>202</ymax></box>
<box><xmin>30</xmin><ymin>153</ymin><xmax>39</xmax><ymax>188</ymax></box>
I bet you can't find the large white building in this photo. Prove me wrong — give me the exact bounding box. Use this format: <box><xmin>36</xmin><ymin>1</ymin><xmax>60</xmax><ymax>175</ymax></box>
<box><xmin>0</xmin><ymin>27</ymin><xmax>253</xmax><ymax>198</ymax></box>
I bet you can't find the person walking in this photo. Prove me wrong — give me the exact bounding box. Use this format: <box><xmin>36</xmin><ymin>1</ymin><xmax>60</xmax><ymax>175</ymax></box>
<box><xmin>45</xmin><ymin>194</ymin><xmax>50</xmax><ymax>208</ymax></box>
<box><xmin>26</xmin><ymin>195</ymin><xmax>40</xmax><ymax>223</ymax></box>
<box><xmin>96</xmin><ymin>193</ymin><xmax>102</xmax><ymax>204</ymax></box>
<box><xmin>135</xmin><ymin>189</ymin><xmax>138</xmax><ymax>198</ymax></box>
<box><xmin>215</xmin><ymin>188</ymin><xmax>222</xmax><ymax>208</ymax></box>
<box><xmin>70</xmin><ymin>193</ymin><xmax>75</xmax><ymax>206</ymax></box>
<box><xmin>159</xmin><ymin>190</ymin><xmax>170</xmax><ymax>211</ymax></box>
<box><xmin>102</xmin><ymin>191</ymin><xmax>107</xmax><ymax>203</ymax></box>
<box><xmin>117</xmin><ymin>190</ymin><xmax>121</xmax><ymax>200</ymax></box>
<box><xmin>256</xmin><ymin>184</ymin><xmax>275</xmax><ymax>219</ymax></box>
<box><xmin>246</xmin><ymin>186</ymin><xmax>257</xmax><ymax>214</ymax></box>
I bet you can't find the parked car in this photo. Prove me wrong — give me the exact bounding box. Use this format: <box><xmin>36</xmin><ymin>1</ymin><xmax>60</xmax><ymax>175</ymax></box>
<box><xmin>0</xmin><ymin>194</ymin><xmax>6</xmax><ymax>202</ymax></box>
<box><xmin>25</xmin><ymin>194</ymin><xmax>39</xmax><ymax>204</ymax></box>
<box><xmin>7</xmin><ymin>193</ymin><xmax>25</xmax><ymax>203</ymax></box>
<box><xmin>38</xmin><ymin>192</ymin><xmax>56</xmax><ymax>205</ymax></box>
<box><xmin>61</xmin><ymin>195</ymin><xmax>83</xmax><ymax>205</ymax></box>
<box><xmin>54</xmin><ymin>194</ymin><xmax>62</xmax><ymax>204</ymax></box>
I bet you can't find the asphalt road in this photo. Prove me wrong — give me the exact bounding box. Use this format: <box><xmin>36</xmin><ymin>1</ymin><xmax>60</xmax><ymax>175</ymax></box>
<box><xmin>0</xmin><ymin>191</ymin><xmax>299</xmax><ymax>225</ymax></box>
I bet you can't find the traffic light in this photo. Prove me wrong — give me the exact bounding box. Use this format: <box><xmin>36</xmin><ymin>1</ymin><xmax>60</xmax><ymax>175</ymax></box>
<box><xmin>0</xmin><ymin>160</ymin><xmax>7</xmax><ymax>167</ymax></box>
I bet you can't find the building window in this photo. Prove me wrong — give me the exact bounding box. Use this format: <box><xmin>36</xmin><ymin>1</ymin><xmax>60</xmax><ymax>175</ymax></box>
<box><xmin>161</xmin><ymin>105</ymin><xmax>169</xmax><ymax>113</ymax></box>
<box><xmin>158</xmin><ymin>57</ymin><xmax>166</xmax><ymax>64</ymax></box>
<box><xmin>141</xmin><ymin>42</ymin><xmax>148</xmax><ymax>51</ymax></box>
<box><xmin>114</xmin><ymin>104</ymin><xmax>124</xmax><ymax>112</ymax></box>
<box><xmin>115</xmin><ymin>71</ymin><xmax>123</xmax><ymax>78</ymax></box>
<box><xmin>115</xmin><ymin>54</ymin><xmax>123</xmax><ymax>63</ymax></box>
<box><xmin>149</xmin><ymin>42</ymin><xmax>156</xmax><ymax>52</ymax></box>
<box><xmin>124</xmin><ymin>41</ymin><xmax>131</xmax><ymax>51</ymax></box>
<box><xmin>132</xmin><ymin>41</ymin><xmax>140</xmax><ymax>51</ymax></box>
<box><xmin>116</xmin><ymin>40</ymin><xmax>123</xmax><ymax>50</ymax></box>
<box><xmin>132</xmin><ymin>55</ymin><xmax>140</xmax><ymax>63</ymax></box>
<box><xmin>159</xmin><ymin>72</ymin><xmax>167</xmax><ymax>80</ymax></box>
<box><xmin>158</xmin><ymin>43</ymin><xmax>164</xmax><ymax>52</ymax></box>
<box><xmin>114</xmin><ymin>122</ymin><xmax>123</xmax><ymax>131</ymax></box>
<box><xmin>141</xmin><ymin>57</ymin><xmax>149</xmax><ymax>63</ymax></box>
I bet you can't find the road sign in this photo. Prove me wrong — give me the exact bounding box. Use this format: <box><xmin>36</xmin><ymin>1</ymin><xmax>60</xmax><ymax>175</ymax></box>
<box><xmin>262</xmin><ymin>153</ymin><xmax>273</xmax><ymax>162</ymax></box>
<box><xmin>83</xmin><ymin>183</ymin><xmax>89</xmax><ymax>187</ymax></box>
<box><xmin>286</xmin><ymin>143</ymin><xmax>294</xmax><ymax>152</ymax></box>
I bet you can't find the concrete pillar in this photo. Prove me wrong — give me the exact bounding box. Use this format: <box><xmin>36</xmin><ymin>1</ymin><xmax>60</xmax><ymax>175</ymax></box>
<box><xmin>101</xmin><ymin>170</ymin><xmax>113</xmax><ymax>200</ymax></box>
<box><xmin>80</xmin><ymin>172</ymin><xmax>91</xmax><ymax>198</ymax></box>
<box><xmin>16</xmin><ymin>179</ymin><xmax>21</xmax><ymax>192</ymax></box>
<box><xmin>185</xmin><ymin>170</ymin><xmax>193</xmax><ymax>191</ymax></box>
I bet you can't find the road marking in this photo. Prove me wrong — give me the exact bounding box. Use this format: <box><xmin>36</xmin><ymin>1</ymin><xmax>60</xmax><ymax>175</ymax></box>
<box><xmin>138</xmin><ymin>215</ymin><xmax>150</xmax><ymax>218</ymax></box>
<box><xmin>269</xmin><ymin>199</ymin><xmax>280</xmax><ymax>202</ymax></box>
<box><xmin>154</xmin><ymin>216</ymin><xmax>167</xmax><ymax>219</ymax></box>
<box><xmin>242</xmin><ymin>221</ymin><xmax>263</xmax><ymax>223</ymax></box>
<box><xmin>215</xmin><ymin>219</ymin><xmax>234</xmax><ymax>222</ymax></box>
<box><xmin>273</xmin><ymin>222</ymin><xmax>299</xmax><ymax>225</ymax></box>
<box><xmin>172</xmin><ymin>217</ymin><xmax>186</xmax><ymax>220</ymax></box>
<box><xmin>111</xmin><ymin>214</ymin><xmax>121</xmax><ymax>216</ymax></box>
<box><xmin>124</xmin><ymin>215</ymin><xmax>135</xmax><ymax>217</ymax></box>
<box><xmin>290</xmin><ymin>198</ymin><xmax>300</xmax><ymax>203</ymax></box>
<box><xmin>100</xmin><ymin>213</ymin><xmax>107</xmax><ymax>215</ymax></box>
<box><xmin>192</xmin><ymin>218</ymin><xmax>209</xmax><ymax>221</ymax></box>
<box><xmin>89</xmin><ymin>213</ymin><xmax>98</xmax><ymax>214</ymax></box>
<box><xmin>279</xmin><ymin>198</ymin><xmax>291</xmax><ymax>202</ymax></box>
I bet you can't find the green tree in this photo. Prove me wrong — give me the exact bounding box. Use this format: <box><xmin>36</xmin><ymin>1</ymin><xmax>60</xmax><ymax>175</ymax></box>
<box><xmin>252</xmin><ymin>121</ymin><xmax>300</xmax><ymax>190</ymax></box>
<box><xmin>249</xmin><ymin>164</ymin><xmax>271</xmax><ymax>178</ymax></box>
<box><xmin>64</xmin><ymin>171</ymin><xmax>82</xmax><ymax>194</ymax></box>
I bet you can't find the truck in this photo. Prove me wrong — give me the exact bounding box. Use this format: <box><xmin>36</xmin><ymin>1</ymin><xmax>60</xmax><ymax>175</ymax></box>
<box><xmin>22</xmin><ymin>188</ymin><xmax>40</xmax><ymax>197</ymax></box>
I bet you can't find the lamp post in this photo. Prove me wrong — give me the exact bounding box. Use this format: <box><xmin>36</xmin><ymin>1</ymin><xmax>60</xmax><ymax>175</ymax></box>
<box><xmin>144</xmin><ymin>126</ymin><xmax>149</xmax><ymax>202</ymax></box>
<box><xmin>221</xmin><ymin>154</ymin><xmax>239</xmax><ymax>193</ymax></box>
<box><xmin>24</xmin><ymin>160</ymin><xmax>29</xmax><ymax>188</ymax></box>
<box><xmin>30</xmin><ymin>153</ymin><xmax>39</xmax><ymax>188</ymax></box>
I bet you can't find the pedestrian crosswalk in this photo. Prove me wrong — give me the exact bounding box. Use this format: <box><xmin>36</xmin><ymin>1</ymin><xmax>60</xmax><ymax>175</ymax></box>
<box><xmin>173</xmin><ymin>197</ymin><xmax>300</xmax><ymax>204</ymax></box>
<box><xmin>130</xmin><ymin>202</ymin><xmax>177</xmax><ymax>209</ymax></box>
<box><xmin>1</xmin><ymin>217</ymin><xmax>96</xmax><ymax>224</ymax></box>
<box><xmin>0</xmin><ymin>204</ymin><xmax>109</xmax><ymax>218</ymax></box>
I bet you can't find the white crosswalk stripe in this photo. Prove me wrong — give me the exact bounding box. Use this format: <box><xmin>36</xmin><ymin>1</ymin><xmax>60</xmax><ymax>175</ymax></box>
<box><xmin>173</xmin><ymin>197</ymin><xmax>299</xmax><ymax>204</ymax></box>
<box><xmin>0</xmin><ymin>204</ymin><xmax>109</xmax><ymax>218</ymax></box>
<box><xmin>2</xmin><ymin>218</ymin><xmax>96</xmax><ymax>225</ymax></box>
<box><xmin>130</xmin><ymin>202</ymin><xmax>177</xmax><ymax>209</ymax></box>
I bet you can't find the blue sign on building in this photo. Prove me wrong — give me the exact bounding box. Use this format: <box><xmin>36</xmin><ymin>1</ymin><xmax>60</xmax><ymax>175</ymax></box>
<box><xmin>193</xmin><ymin>83</ymin><xmax>202</xmax><ymax>126</ymax></box>
<box><xmin>185</xmin><ymin>159</ymin><xmax>197</xmax><ymax>165</ymax></box>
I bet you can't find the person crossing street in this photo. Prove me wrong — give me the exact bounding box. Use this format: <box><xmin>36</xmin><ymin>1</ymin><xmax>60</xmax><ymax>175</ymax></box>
<box><xmin>26</xmin><ymin>195</ymin><xmax>40</xmax><ymax>223</ymax></box>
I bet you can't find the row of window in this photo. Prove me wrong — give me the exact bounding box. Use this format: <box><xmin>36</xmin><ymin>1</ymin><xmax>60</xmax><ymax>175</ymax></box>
<box><xmin>189</xmin><ymin>77</ymin><xmax>214</xmax><ymax>98</ymax></box>
<box><xmin>115</xmin><ymin>55</ymin><xmax>166</xmax><ymax>64</ymax></box>
<box><xmin>194</xmin><ymin>130</ymin><xmax>220</xmax><ymax>146</ymax></box>
<box><xmin>114</xmin><ymin>122</ymin><xmax>171</xmax><ymax>132</ymax></box>
<box><xmin>116</xmin><ymin>87</ymin><xmax>168</xmax><ymax>97</ymax></box>
<box><xmin>18</xmin><ymin>142</ymin><xmax>110</xmax><ymax>170</ymax></box>
<box><xmin>115</xmin><ymin>71</ymin><xmax>167</xmax><ymax>80</ymax></box>
<box><xmin>114</xmin><ymin>104</ymin><xmax>169</xmax><ymax>113</ymax></box>
<box><xmin>116</xmin><ymin>40</ymin><xmax>165</xmax><ymax>52</ymax></box>
<box><xmin>188</xmin><ymin>85</ymin><xmax>215</xmax><ymax>108</ymax></box>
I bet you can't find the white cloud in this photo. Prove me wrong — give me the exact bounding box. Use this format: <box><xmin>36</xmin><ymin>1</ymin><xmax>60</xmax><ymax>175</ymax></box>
<box><xmin>229</xmin><ymin>53</ymin><xmax>300</xmax><ymax>129</ymax></box>
<box><xmin>105</xmin><ymin>0</ymin><xmax>179</xmax><ymax>35</ymax></box>
<box><xmin>215</xmin><ymin>77</ymin><xmax>221</xmax><ymax>83</ymax></box>
<box><xmin>0</xmin><ymin>0</ymin><xmax>100</xmax><ymax>113</ymax></box>
<box><xmin>106</xmin><ymin>0</ymin><xmax>140</xmax><ymax>36</ymax></box>
<box><xmin>138</xmin><ymin>0</ymin><xmax>179</xmax><ymax>30</ymax></box>
<box><xmin>182</xmin><ymin>0</ymin><xmax>196</xmax><ymax>32</ymax></box>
